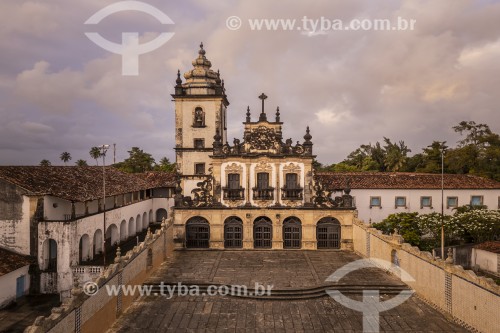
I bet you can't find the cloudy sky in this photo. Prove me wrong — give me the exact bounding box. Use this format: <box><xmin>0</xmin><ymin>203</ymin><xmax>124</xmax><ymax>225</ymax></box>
<box><xmin>1</xmin><ymin>0</ymin><xmax>499</xmax><ymax>166</ymax></box>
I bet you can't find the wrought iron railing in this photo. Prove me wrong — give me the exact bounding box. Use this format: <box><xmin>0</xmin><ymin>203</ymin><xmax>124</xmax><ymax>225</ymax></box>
<box><xmin>281</xmin><ymin>187</ymin><xmax>303</xmax><ymax>200</ymax></box>
<box><xmin>252</xmin><ymin>187</ymin><xmax>274</xmax><ymax>200</ymax></box>
<box><xmin>222</xmin><ymin>187</ymin><xmax>245</xmax><ymax>200</ymax></box>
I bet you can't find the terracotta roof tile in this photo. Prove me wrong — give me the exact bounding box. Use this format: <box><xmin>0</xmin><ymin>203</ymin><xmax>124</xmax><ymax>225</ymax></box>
<box><xmin>136</xmin><ymin>171</ymin><xmax>176</xmax><ymax>188</ymax></box>
<box><xmin>0</xmin><ymin>248</ymin><xmax>33</xmax><ymax>277</ymax></box>
<box><xmin>0</xmin><ymin>166</ymin><xmax>153</xmax><ymax>202</ymax></box>
<box><xmin>316</xmin><ymin>172</ymin><xmax>500</xmax><ymax>190</ymax></box>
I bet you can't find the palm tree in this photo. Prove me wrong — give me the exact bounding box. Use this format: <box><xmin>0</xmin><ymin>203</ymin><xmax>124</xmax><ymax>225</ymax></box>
<box><xmin>75</xmin><ymin>159</ymin><xmax>88</xmax><ymax>167</ymax></box>
<box><xmin>89</xmin><ymin>147</ymin><xmax>101</xmax><ymax>166</ymax></box>
<box><xmin>39</xmin><ymin>159</ymin><xmax>51</xmax><ymax>166</ymax></box>
<box><xmin>60</xmin><ymin>152</ymin><xmax>71</xmax><ymax>166</ymax></box>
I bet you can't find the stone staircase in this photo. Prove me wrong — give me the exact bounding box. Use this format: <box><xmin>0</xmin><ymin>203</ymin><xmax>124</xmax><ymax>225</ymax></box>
<box><xmin>142</xmin><ymin>281</ymin><xmax>411</xmax><ymax>300</ymax></box>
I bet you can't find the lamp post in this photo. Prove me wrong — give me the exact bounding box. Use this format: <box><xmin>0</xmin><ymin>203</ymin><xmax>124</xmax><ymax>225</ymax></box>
<box><xmin>100</xmin><ymin>144</ymin><xmax>110</xmax><ymax>266</ymax></box>
<box><xmin>440</xmin><ymin>145</ymin><xmax>445</xmax><ymax>260</ymax></box>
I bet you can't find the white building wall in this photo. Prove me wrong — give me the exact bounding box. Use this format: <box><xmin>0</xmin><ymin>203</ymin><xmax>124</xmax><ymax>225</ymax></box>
<box><xmin>44</xmin><ymin>196</ymin><xmax>72</xmax><ymax>220</ymax></box>
<box><xmin>37</xmin><ymin>197</ymin><xmax>173</xmax><ymax>295</ymax></box>
<box><xmin>471</xmin><ymin>248</ymin><xmax>499</xmax><ymax>274</ymax></box>
<box><xmin>0</xmin><ymin>195</ymin><xmax>32</xmax><ymax>255</ymax></box>
<box><xmin>352</xmin><ymin>188</ymin><xmax>500</xmax><ymax>223</ymax></box>
<box><xmin>0</xmin><ymin>265</ymin><xmax>30</xmax><ymax>308</ymax></box>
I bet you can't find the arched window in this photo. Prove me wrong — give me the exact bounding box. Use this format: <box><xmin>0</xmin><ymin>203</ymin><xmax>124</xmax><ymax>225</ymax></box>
<box><xmin>43</xmin><ymin>239</ymin><xmax>58</xmax><ymax>271</ymax></box>
<box><xmin>93</xmin><ymin>230</ymin><xmax>103</xmax><ymax>256</ymax></box>
<box><xmin>156</xmin><ymin>208</ymin><xmax>168</xmax><ymax>222</ymax></box>
<box><xmin>106</xmin><ymin>224</ymin><xmax>119</xmax><ymax>247</ymax></box>
<box><xmin>254</xmin><ymin>216</ymin><xmax>272</xmax><ymax>248</ymax></box>
<box><xmin>193</xmin><ymin>107</ymin><xmax>205</xmax><ymax>127</ymax></box>
<box><xmin>224</xmin><ymin>217</ymin><xmax>243</xmax><ymax>248</ymax></box>
<box><xmin>283</xmin><ymin>217</ymin><xmax>301</xmax><ymax>249</ymax></box>
<box><xmin>128</xmin><ymin>217</ymin><xmax>136</xmax><ymax>237</ymax></box>
<box><xmin>120</xmin><ymin>220</ymin><xmax>127</xmax><ymax>241</ymax></box>
<box><xmin>316</xmin><ymin>217</ymin><xmax>341</xmax><ymax>249</ymax></box>
<box><xmin>79</xmin><ymin>234</ymin><xmax>90</xmax><ymax>263</ymax></box>
<box><xmin>186</xmin><ymin>217</ymin><xmax>210</xmax><ymax>248</ymax></box>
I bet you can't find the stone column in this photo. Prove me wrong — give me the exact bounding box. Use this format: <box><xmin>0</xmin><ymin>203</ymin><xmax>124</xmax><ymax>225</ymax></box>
<box><xmin>245</xmin><ymin>163</ymin><xmax>251</xmax><ymax>206</ymax></box>
<box><xmin>275</xmin><ymin>162</ymin><xmax>281</xmax><ymax>205</ymax></box>
<box><xmin>210</xmin><ymin>212</ymin><xmax>224</xmax><ymax>249</ymax></box>
<box><xmin>243</xmin><ymin>212</ymin><xmax>254</xmax><ymax>249</ymax></box>
<box><xmin>273</xmin><ymin>213</ymin><xmax>283</xmax><ymax>249</ymax></box>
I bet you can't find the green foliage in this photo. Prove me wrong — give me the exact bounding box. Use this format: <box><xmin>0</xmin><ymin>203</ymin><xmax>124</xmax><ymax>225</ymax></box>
<box><xmin>372</xmin><ymin>212</ymin><xmax>421</xmax><ymax>246</ymax></box>
<box><xmin>75</xmin><ymin>159</ymin><xmax>88</xmax><ymax>167</ymax></box>
<box><xmin>115</xmin><ymin>147</ymin><xmax>156</xmax><ymax>173</ymax></box>
<box><xmin>60</xmin><ymin>152</ymin><xmax>71</xmax><ymax>165</ymax></box>
<box><xmin>372</xmin><ymin>209</ymin><xmax>500</xmax><ymax>250</ymax></box>
<box><xmin>450</xmin><ymin>210</ymin><xmax>500</xmax><ymax>243</ymax></box>
<box><xmin>89</xmin><ymin>147</ymin><xmax>102</xmax><ymax>166</ymax></box>
<box><xmin>155</xmin><ymin>157</ymin><xmax>176</xmax><ymax>172</ymax></box>
<box><xmin>327</xmin><ymin>121</ymin><xmax>499</xmax><ymax>181</ymax></box>
<box><xmin>39</xmin><ymin>159</ymin><xmax>51</xmax><ymax>166</ymax></box>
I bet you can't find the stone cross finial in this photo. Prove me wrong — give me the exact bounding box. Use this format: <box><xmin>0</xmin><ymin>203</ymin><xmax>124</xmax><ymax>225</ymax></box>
<box><xmin>258</xmin><ymin>93</ymin><xmax>267</xmax><ymax>113</ymax></box>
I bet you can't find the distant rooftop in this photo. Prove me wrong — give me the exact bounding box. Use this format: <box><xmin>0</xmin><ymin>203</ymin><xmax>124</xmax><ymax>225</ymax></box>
<box><xmin>136</xmin><ymin>171</ymin><xmax>177</xmax><ymax>189</ymax></box>
<box><xmin>0</xmin><ymin>248</ymin><xmax>33</xmax><ymax>277</ymax></box>
<box><xmin>0</xmin><ymin>166</ymin><xmax>176</xmax><ymax>202</ymax></box>
<box><xmin>316</xmin><ymin>172</ymin><xmax>500</xmax><ymax>190</ymax></box>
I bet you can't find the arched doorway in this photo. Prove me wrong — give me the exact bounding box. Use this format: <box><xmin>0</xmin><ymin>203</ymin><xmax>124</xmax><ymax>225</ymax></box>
<box><xmin>186</xmin><ymin>217</ymin><xmax>210</xmax><ymax>248</ymax></box>
<box><xmin>156</xmin><ymin>208</ymin><xmax>167</xmax><ymax>222</ymax></box>
<box><xmin>42</xmin><ymin>239</ymin><xmax>57</xmax><ymax>271</ymax></box>
<box><xmin>143</xmin><ymin>212</ymin><xmax>148</xmax><ymax>229</ymax></box>
<box><xmin>79</xmin><ymin>234</ymin><xmax>90</xmax><ymax>263</ymax></box>
<box><xmin>106</xmin><ymin>224</ymin><xmax>119</xmax><ymax>247</ymax></box>
<box><xmin>283</xmin><ymin>217</ymin><xmax>301</xmax><ymax>249</ymax></box>
<box><xmin>254</xmin><ymin>217</ymin><xmax>272</xmax><ymax>249</ymax></box>
<box><xmin>93</xmin><ymin>229</ymin><xmax>103</xmax><ymax>256</ymax></box>
<box><xmin>224</xmin><ymin>217</ymin><xmax>243</xmax><ymax>248</ymax></box>
<box><xmin>316</xmin><ymin>217</ymin><xmax>341</xmax><ymax>249</ymax></box>
<box><xmin>136</xmin><ymin>214</ymin><xmax>142</xmax><ymax>233</ymax></box>
<box><xmin>128</xmin><ymin>217</ymin><xmax>135</xmax><ymax>237</ymax></box>
<box><xmin>120</xmin><ymin>220</ymin><xmax>127</xmax><ymax>241</ymax></box>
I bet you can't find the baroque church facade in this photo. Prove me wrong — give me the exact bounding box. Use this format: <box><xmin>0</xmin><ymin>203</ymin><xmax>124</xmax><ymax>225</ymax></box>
<box><xmin>171</xmin><ymin>44</ymin><xmax>356</xmax><ymax>250</ymax></box>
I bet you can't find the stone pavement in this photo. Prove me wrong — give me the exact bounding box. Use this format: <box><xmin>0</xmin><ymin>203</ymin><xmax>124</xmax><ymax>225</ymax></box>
<box><xmin>108</xmin><ymin>250</ymin><xmax>469</xmax><ymax>332</ymax></box>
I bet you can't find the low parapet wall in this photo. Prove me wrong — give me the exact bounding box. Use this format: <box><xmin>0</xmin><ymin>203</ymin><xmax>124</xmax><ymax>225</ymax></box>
<box><xmin>353</xmin><ymin>220</ymin><xmax>500</xmax><ymax>333</ymax></box>
<box><xmin>24</xmin><ymin>219</ymin><xmax>174</xmax><ymax>333</ymax></box>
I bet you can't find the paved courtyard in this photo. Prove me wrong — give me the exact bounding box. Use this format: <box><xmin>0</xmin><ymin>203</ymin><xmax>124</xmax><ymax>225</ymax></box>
<box><xmin>108</xmin><ymin>250</ymin><xmax>469</xmax><ymax>332</ymax></box>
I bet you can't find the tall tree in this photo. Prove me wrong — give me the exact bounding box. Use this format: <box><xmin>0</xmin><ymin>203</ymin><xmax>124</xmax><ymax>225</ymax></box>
<box><xmin>116</xmin><ymin>147</ymin><xmax>156</xmax><ymax>173</ymax></box>
<box><xmin>89</xmin><ymin>147</ymin><xmax>101</xmax><ymax>166</ymax></box>
<box><xmin>416</xmin><ymin>141</ymin><xmax>448</xmax><ymax>173</ymax></box>
<box><xmin>156</xmin><ymin>157</ymin><xmax>176</xmax><ymax>172</ymax></box>
<box><xmin>383</xmin><ymin>137</ymin><xmax>411</xmax><ymax>172</ymax></box>
<box><xmin>39</xmin><ymin>159</ymin><xmax>51</xmax><ymax>166</ymax></box>
<box><xmin>60</xmin><ymin>152</ymin><xmax>71</xmax><ymax>166</ymax></box>
<box><xmin>75</xmin><ymin>159</ymin><xmax>88</xmax><ymax>167</ymax></box>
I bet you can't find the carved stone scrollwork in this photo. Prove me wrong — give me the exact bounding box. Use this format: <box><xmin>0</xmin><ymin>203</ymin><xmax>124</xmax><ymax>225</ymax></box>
<box><xmin>312</xmin><ymin>174</ymin><xmax>355</xmax><ymax>209</ymax></box>
<box><xmin>248</xmin><ymin>126</ymin><xmax>277</xmax><ymax>150</ymax></box>
<box><xmin>255</xmin><ymin>161</ymin><xmax>272</xmax><ymax>173</ymax></box>
<box><xmin>191</xmin><ymin>167</ymin><xmax>215</xmax><ymax>207</ymax></box>
<box><xmin>225</xmin><ymin>163</ymin><xmax>243</xmax><ymax>174</ymax></box>
<box><xmin>283</xmin><ymin>162</ymin><xmax>301</xmax><ymax>174</ymax></box>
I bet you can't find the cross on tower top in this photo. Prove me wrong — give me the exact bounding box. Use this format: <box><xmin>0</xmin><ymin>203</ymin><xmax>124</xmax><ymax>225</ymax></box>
<box><xmin>258</xmin><ymin>93</ymin><xmax>268</xmax><ymax>121</ymax></box>
<box><xmin>258</xmin><ymin>93</ymin><xmax>268</xmax><ymax>113</ymax></box>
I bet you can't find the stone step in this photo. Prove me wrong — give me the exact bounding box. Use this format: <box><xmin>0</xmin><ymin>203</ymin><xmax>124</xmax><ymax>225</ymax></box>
<box><xmin>142</xmin><ymin>282</ymin><xmax>411</xmax><ymax>300</ymax></box>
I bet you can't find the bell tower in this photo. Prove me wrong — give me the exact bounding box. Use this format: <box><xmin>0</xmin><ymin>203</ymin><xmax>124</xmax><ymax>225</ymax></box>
<box><xmin>172</xmin><ymin>43</ymin><xmax>229</xmax><ymax>195</ymax></box>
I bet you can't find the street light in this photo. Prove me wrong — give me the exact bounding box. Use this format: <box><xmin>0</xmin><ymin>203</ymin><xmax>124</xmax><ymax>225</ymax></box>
<box><xmin>100</xmin><ymin>144</ymin><xmax>110</xmax><ymax>266</ymax></box>
<box><xmin>440</xmin><ymin>144</ymin><xmax>446</xmax><ymax>260</ymax></box>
